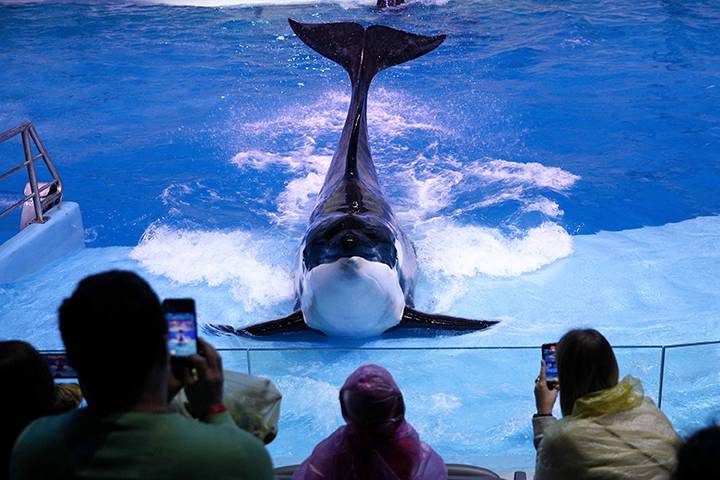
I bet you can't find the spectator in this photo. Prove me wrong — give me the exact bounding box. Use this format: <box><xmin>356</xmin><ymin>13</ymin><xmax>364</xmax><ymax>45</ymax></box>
<box><xmin>293</xmin><ymin>364</ymin><xmax>447</xmax><ymax>480</ymax></box>
<box><xmin>0</xmin><ymin>341</ymin><xmax>55</xmax><ymax>480</ymax></box>
<box><xmin>532</xmin><ymin>328</ymin><xmax>680</xmax><ymax>480</ymax></box>
<box><xmin>10</xmin><ymin>270</ymin><xmax>273</xmax><ymax>480</ymax></box>
<box><xmin>673</xmin><ymin>424</ymin><xmax>720</xmax><ymax>479</ymax></box>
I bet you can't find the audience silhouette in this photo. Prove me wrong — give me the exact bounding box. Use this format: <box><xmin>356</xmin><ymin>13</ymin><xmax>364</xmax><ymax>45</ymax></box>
<box><xmin>2</xmin><ymin>272</ymin><xmax>715</xmax><ymax>479</ymax></box>
<box><xmin>533</xmin><ymin>329</ymin><xmax>680</xmax><ymax>480</ymax></box>
<box><xmin>293</xmin><ymin>364</ymin><xmax>447</xmax><ymax>480</ymax></box>
<box><xmin>0</xmin><ymin>341</ymin><xmax>55</xmax><ymax>480</ymax></box>
<box><xmin>9</xmin><ymin>270</ymin><xmax>273</xmax><ymax>480</ymax></box>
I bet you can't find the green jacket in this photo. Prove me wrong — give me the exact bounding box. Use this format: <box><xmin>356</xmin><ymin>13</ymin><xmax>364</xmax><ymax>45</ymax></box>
<box><xmin>10</xmin><ymin>408</ymin><xmax>274</xmax><ymax>480</ymax></box>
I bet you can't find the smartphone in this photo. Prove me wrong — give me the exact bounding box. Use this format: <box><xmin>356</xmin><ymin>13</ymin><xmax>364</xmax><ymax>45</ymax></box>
<box><xmin>43</xmin><ymin>353</ymin><xmax>78</xmax><ymax>379</ymax></box>
<box><xmin>163</xmin><ymin>298</ymin><xmax>197</xmax><ymax>357</ymax></box>
<box><xmin>541</xmin><ymin>343</ymin><xmax>559</xmax><ymax>389</ymax></box>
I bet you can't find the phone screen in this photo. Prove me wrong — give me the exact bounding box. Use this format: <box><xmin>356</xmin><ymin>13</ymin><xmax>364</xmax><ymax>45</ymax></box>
<box><xmin>43</xmin><ymin>353</ymin><xmax>78</xmax><ymax>379</ymax></box>
<box><xmin>163</xmin><ymin>299</ymin><xmax>197</xmax><ymax>357</ymax></box>
<box><xmin>542</xmin><ymin>343</ymin><xmax>559</xmax><ymax>388</ymax></box>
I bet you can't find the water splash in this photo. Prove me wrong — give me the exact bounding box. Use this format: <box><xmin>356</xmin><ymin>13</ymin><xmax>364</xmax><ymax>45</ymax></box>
<box><xmin>130</xmin><ymin>224</ymin><xmax>294</xmax><ymax>310</ymax></box>
<box><xmin>230</xmin><ymin>87</ymin><xmax>579</xmax><ymax>288</ymax></box>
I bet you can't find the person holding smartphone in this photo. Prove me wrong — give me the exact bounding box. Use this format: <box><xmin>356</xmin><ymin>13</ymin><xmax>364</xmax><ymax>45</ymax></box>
<box><xmin>531</xmin><ymin>329</ymin><xmax>680</xmax><ymax>480</ymax></box>
<box><xmin>10</xmin><ymin>270</ymin><xmax>273</xmax><ymax>480</ymax></box>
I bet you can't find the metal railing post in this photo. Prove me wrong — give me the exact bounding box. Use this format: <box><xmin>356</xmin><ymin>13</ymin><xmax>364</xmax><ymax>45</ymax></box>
<box><xmin>658</xmin><ymin>346</ymin><xmax>667</xmax><ymax>409</ymax></box>
<box><xmin>21</xmin><ymin>129</ymin><xmax>45</xmax><ymax>224</ymax></box>
<box><xmin>28</xmin><ymin>124</ymin><xmax>63</xmax><ymax>196</ymax></box>
<box><xmin>246</xmin><ymin>348</ymin><xmax>252</xmax><ymax>376</ymax></box>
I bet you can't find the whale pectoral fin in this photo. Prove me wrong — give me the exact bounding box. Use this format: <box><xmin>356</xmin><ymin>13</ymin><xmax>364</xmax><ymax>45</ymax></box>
<box><xmin>205</xmin><ymin>310</ymin><xmax>315</xmax><ymax>337</ymax></box>
<box><xmin>398</xmin><ymin>306</ymin><xmax>500</xmax><ymax>331</ymax></box>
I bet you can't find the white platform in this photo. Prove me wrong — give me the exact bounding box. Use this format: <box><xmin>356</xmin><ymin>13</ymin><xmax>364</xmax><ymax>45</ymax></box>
<box><xmin>0</xmin><ymin>202</ymin><xmax>84</xmax><ymax>284</ymax></box>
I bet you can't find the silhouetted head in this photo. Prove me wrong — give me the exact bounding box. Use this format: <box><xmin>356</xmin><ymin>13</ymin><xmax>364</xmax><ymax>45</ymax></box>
<box><xmin>556</xmin><ymin>328</ymin><xmax>619</xmax><ymax>417</ymax></box>
<box><xmin>59</xmin><ymin>270</ymin><xmax>167</xmax><ymax>412</ymax></box>
<box><xmin>340</xmin><ymin>364</ymin><xmax>405</xmax><ymax>437</ymax></box>
<box><xmin>0</xmin><ymin>341</ymin><xmax>55</xmax><ymax>477</ymax></box>
<box><xmin>303</xmin><ymin>215</ymin><xmax>397</xmax><ymax>272</ymax></box>
<box><xmin>674</xmin><ymin>425</ymin><xmax>720</xmax><ymax>479</ymax></box>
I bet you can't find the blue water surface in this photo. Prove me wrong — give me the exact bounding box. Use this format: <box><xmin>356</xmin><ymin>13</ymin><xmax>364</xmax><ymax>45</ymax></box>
<box><xmin>0</xmin><ymin>0</ymin><xmax>719</xmax><ymax>244</ymax></box>
<box><xmin>1</xmin><ymin>0</ymin><xmax>719</xmax><ymax>473</ymax></box>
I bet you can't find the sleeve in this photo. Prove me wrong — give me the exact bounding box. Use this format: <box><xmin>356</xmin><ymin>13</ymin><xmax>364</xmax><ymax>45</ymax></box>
<box><xmin>534</xmin><ymin>424</ymin><xmax>585</xmax><ymax>480</ymax></box>
<box><xmin>532</xmin><ymin>415</ymin><xmax>557</xmax><ymax>450</ymax></box>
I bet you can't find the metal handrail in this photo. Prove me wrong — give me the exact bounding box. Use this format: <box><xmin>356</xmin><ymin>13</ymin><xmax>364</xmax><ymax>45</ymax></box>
<box><xmin>0</xmin><ymin>121</ymin><xmax>63</xmax><ymax>225</ymax></box>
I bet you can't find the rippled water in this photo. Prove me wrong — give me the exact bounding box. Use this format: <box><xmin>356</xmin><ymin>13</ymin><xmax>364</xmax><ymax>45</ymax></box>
<box><xmin>1</xmin><ymin>0</ymin><xmax>719</xmax><ymax>472</ymax></box>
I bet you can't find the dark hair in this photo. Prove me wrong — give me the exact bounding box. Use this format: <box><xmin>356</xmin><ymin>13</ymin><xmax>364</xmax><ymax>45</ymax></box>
<box><xmin>0</xmin><ymin>341</ymin><xmax>55</xmax><ymax>480</ymax></box>
<box><xmin>59</xmin><ymin>270</ymin><xmax>167</xmax><ymax>412</ymax></box>
<box><xmin>556</xmin><ymin>329</ymin><xmax>619</xmax><ymax>417</ymax></box>
<box><xmin>674</xmin><ymin>425</ymin><xmax>720</xmax><ymax>479</ymax></box>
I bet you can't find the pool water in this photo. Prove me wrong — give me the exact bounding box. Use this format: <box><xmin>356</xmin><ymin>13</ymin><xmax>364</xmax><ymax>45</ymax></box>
<box><xmin>1</xmin><ymin>0</ymin><xmax>719</xmax><ymax>471</ymax></box>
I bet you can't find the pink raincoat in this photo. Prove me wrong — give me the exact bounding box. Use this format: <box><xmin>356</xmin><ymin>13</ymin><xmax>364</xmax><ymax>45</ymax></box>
<box><xmin>293</xmin><ymin>365</ymin><xmax>447</xmax><ymax>480</ymax></box>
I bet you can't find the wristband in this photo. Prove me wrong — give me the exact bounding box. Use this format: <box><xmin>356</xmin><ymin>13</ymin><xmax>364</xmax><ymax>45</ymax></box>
<box><xmin>206</xmin><ymin>404</ymin><xmax>227</xmax><ymax>416</ymax></box>
<box><xmin>533</xmin><ymin>413</ymin><xmax>553</xmax><ymax>418</ymax></box>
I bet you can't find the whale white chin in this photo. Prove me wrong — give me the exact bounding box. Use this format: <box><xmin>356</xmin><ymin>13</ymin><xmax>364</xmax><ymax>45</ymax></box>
<box><xmin>300</xmin><ymin>257</ymin><xmax>405</xmax><ymax>337</ymax></box>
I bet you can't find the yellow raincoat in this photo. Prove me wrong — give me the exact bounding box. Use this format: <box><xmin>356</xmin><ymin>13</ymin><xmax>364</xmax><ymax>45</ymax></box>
<box><xmin>534</xmin><ymin>376</ymin><xmax>681</xmax><ymax>480</ymax></box>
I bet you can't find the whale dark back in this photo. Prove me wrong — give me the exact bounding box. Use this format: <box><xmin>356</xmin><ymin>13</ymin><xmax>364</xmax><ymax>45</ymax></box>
<box><xmin>288</xmin><ymin>20</ymin><xmax>445</xmax><ymax>210</ymax></box>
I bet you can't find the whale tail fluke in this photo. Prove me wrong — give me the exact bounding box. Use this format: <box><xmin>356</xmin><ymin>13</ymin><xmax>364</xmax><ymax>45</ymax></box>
<box><xmin>288</xmin><ymin>19</ymin><xmax>446</xmax><ymax>86</ymax></box>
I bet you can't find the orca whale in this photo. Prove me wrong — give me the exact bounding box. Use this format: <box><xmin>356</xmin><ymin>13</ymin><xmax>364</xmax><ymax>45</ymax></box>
<box><xmin>211</xmin><ymin>20</ymin><xmax>499</xmax><ymax>337</ymax></box>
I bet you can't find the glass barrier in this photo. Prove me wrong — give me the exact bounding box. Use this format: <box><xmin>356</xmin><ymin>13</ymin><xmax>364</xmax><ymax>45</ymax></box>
<box><xmin>216</xmin><ymin>348</ymin><xmax>249</xmax><ymax>375</ymax></box>
<box><xmin>248</xmin><ymin>348</ymin><xmax>540</xmax><ymax>470</ymax></box>
<box><xmin>613</xmin><ymin>346</ymin><xmax>663</xmax><ymax>404</ymax></box>
<box><xmin>236</xmin><ymin>346</ymin><xmax>667</xmax><ymax>472</ymax></box>
<box><xmin>661</xmin><ymin>342</ymin><xmax>720</xmax><ymax>437</ymax></box>
<box><xmin>38</xmin><ymin>341</ymin><xmax>719</xmax><ymax>473</ymax></box>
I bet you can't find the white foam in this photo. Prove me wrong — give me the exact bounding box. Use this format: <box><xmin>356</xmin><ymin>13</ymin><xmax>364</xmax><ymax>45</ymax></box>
<box><xmin>466</xmin><ymin>158</ymin><xmax>580</xmax><ymax>191</ymax></box>
<box><xmin>273</xmin><ymin>376</ymin><xmax>341</xmax><ymax>432</ymax></box>
<box><xmin>231</xmin><ymin>88</ymin><xmax>449</xmax><ymax>227</ymax></box>
<box><xmin>231</xmin><ymin>139</ymin><xmax>333</xmax><ymax>226</ymax></box>
<box><xmin>395</xmin><ymin>154</ymin><xmax>576</xmax><ymax>223</ymax></box>
<box><xmin>415</xmin><ymin>219</ymin><xmax>574</xmax><ymax>278</ymax></box>
<box><xmin>428</xmin><ymin>393</ymin><xmax>462</xmax><ymax>413</ymax></box>
<box><xmin>229</xmin><ymin>88</ymin><xmax>580</xmax><ymax>281</ymax></box>
<box><xmin>271</xmin><ymin>171</ymin><xmax>327</xmax><ymax>226</ymax></box>
<box><xmin>241</xmin><ymin>89</ymin><xmax>446</xmax><ymax>141</ymax></box>
<box><xmin>160</xmin><ymin>183</ymin><xmax>192</xmax><ymax>206</ymax></box>
<box><xmin>522</xmin><ymin>197</ymin><xmax>564</xmax><ymax>217</ymax></box>
<box><xmin>130</xmin><ymin>224</ymin><xmax>294</xmax><ymax>310</ymax></box>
